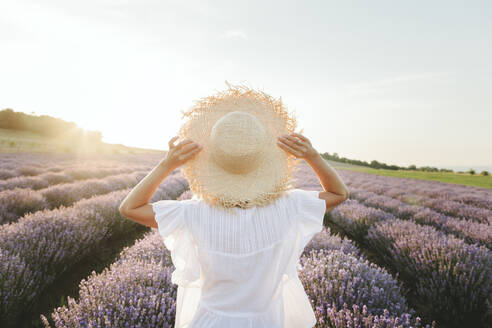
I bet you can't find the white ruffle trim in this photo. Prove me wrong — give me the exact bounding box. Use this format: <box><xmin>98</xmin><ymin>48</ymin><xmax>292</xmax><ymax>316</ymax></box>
<box><xmin>152</xmin><ymin>200</ymin><xmax>202</xmax><ymax>288</ymax></box>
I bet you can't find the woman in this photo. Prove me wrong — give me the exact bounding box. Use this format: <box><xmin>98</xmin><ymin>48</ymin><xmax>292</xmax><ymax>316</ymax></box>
<box><xmin>119</xmin><ymin>84</ymin><xmax>349</xmax><ymax>328</ymax></box>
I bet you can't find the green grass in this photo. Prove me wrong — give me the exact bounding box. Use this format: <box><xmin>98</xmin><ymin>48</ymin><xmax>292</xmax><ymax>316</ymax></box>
<box><xmin>331</xmin><ymin>163</ymin><xmax>492</xmax><ymax>189</ymax></box>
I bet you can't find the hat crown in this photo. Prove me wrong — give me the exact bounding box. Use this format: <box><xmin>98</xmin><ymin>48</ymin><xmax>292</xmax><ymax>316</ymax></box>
<box><xmin>209</xmin><ymin>111</ymin><xmax>268</xmax><ymax>175</ymax></box>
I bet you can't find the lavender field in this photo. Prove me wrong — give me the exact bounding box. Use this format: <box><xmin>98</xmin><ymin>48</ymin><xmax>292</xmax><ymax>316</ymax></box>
<box><xmin>1</xmin><ymin>153</ymin><xmax>491</xmax><ymax>328</ymax></box>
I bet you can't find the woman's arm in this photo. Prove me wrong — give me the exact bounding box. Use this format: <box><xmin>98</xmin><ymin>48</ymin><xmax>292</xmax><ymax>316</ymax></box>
<box><xmin>118</xmin><ymin>159</ymin><xmax>176</xmax><ymax>228</ymax></box>
<box><xmin>119</xmin><ymin>136</ymin><xmax>203</xmax><ymax>228</ymax></box>
<box><xmin>305</xmin><ymin>152</ymin><xmax>349</xmax><ymax>198</ymax></box>
<box><xmin>277</xmin><ymin>132</ymin><xmax>350</xmax><ymax>212</ymax></box>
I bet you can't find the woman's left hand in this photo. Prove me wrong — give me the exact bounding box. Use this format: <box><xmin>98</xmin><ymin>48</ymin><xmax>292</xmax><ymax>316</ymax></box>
<box><xmin>161</xmin><ymin>136</ymin><xmax>203</xmax><ymax>169</ymax></box>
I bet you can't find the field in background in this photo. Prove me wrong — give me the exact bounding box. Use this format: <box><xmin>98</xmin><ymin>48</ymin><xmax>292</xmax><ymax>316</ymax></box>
<box><xmin>2</xmin><ymin>127</ymin><xmax>489</xmax><ymax>189</ymax></box>
<box><xmin>327</xmin><ymin>159</ymin><xmax>492</xmax><ymax>189</ymax></box>
<box><xmin>0</xmin><ymin>128</ymin><xmax>162</xmax><ymax>155</ymax></box>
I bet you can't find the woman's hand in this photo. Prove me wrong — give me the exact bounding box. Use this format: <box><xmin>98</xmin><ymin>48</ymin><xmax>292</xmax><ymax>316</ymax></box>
<box><xmin>277</xmin><ymin>132</ymin><xmax>318</xmax><ymax>161</ymax></box>
<box><xmin>161</xmin><ymin>136</ymin><xmax>203</xmax><ymax>169</ymax></box>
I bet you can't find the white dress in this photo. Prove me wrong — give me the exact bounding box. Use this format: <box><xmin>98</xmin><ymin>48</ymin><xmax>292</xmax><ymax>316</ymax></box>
<box><xmin>151</xmin><ymin>188</ymin><xmax>326</xmax><ymax>328</ymax></box>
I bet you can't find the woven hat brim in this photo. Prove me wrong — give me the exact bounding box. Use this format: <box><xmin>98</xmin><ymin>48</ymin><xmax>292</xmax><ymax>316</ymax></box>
<box><xmin>178</xmin><ymin>82</ymin><xmax>304</xmax><ymax>210</ymax></box>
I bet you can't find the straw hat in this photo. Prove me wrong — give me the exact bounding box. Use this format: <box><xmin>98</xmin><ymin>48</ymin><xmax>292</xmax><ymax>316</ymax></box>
<box><xmin>177</xmin><ymin>81</ymin><xmax>304</xmax><ymax>212</ymax></box>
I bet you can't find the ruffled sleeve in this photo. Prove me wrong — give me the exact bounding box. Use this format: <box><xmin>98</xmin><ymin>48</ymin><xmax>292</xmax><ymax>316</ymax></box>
<box><xmin>152</xmin><ymin>199</ymin><xmax>204</xmax><ymax>328</ymax></box>
<box><xmin>151</xmin><ymin>199</ymin><xmax>202</xmax><ymax>288</ymax></box>
<box><xmin>291</xmin><ymin>188</ymin><xmax>326</xmax><ymax>259</ymax></box>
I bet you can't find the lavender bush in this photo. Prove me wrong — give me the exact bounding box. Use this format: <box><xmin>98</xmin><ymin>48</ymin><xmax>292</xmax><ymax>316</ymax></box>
<box><xmin>330</xmin><ymin>199</ymin><xmax>395</xmax><ymax>242</ymax></box>
<box><xmin>0</xmin><ymin>170</ymin><xmax>152</xmax><ymax>224</ymax></box>
<box><xmin>299</xmin><ymin>248</ymin><xmax>410</xmax><ymax>317</ymax></box>
<box><xmin>0</xmin><ymin>164</ymin><xmax>150</xmax><ymax>192</ymax></box>
<box><xmin>367</xmin><ymin>219</ymin><xmax>492</xmax><ymax>327</ymax></box>
<box><xmin>418</xmin><ymin>196</ymin><xmax>492</xmax><ymax>225</ymax></box>
<box><xmin>338</xmin><ymin>169</ymin><xmax>492</xmax><ymax>222</ymax></box>
<box><xmin>0</xmin><ymin>247</ymin><xmax>37</xmax><ymax>324</ymax></box>
<box><xmin>317</xmin><ymin>302</ymin><xmax>435</xmax><ymax>328</ymax></box>
<box><xmin>0</xmin><ymin>168</ymin><xmax>18</xmax><ymax>180</ymax></box>
<box><xmin>40</xmin><ymin>170</ymin><xmax>149</xmax><ymax>208</ymax></box>
<box><xmin>349</xmin><ymin>187</ymin><xmax>492</xmax><ymax>249</ymax></box>
<box><xmin>0</xmin><ymin>187</ymin><xmax>49</xmax><ymax>224</ymax></box>
<box><xmin>303</xmin><ymin>226</ymin><xmax>362</xmax><ymax>258</ymax></box>
<box><xmin>40</xmin><ymin>228</ymin><xmax>179</xmax><ymax>327</ymax></box>
<box><xmin>41</xmin><ymin>260</ymin><xmax>177</xmax><ymax>328</ymax></box>
<box><xmin>0</xmin><ymin>173</ymin><xmax>187</xmax><ymax>326</ymax></box>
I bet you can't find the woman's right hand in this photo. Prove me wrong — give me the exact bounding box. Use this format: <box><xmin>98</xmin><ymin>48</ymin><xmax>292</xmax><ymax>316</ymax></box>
<box><xmin>276</xmin><ymin>132</ymin><xmax>318</xmax><ymax>161</ymax></box>
<box><xmin>161</xmin><ymin>136</ymin><xmax>203</xmax><ymax>169</ymax></box>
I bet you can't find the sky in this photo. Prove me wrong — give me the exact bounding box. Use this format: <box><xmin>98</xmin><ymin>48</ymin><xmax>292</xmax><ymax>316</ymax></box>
<box><xmin>1</xmin><ymin>0</ymin><xmax>491</xmax><ymax>171</ymax></box>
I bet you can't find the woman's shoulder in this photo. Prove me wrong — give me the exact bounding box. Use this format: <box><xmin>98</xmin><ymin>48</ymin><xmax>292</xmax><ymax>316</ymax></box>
<box><xmin>287</xmin><ymin>188</ymin><xmax>321</xmax><ymax>199</ymax></box>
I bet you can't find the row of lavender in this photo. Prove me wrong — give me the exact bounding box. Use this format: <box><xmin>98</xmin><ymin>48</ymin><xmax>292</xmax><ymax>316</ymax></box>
<box><xmin>0</xmin><ymin>161</ymin><xmax>143</xmax><ymax>181</ymax></box>
<box><xmin>0</xmin><ymin>163</ymin><xmax>151</xmax><ymax>191</ymax></box>
<box><xmin>0</xmin><ymin>171</ymin><xmax>188</xmax><ymax>326</ymax></box>
<box><xmin>337</xmin><ymin>169</ymin><xmax>492</xmax><ymax>222</ymax></box>
<box><xmin>349</xmin><ymin>186</ymin><xmax>491</xmax><ymax>249</ymax></box>
<box><xmin>329</xmin><ymin>197</ymin><xmax>492</xmax><ymax>327</ymax></box>
<box><xmin>0</xmin><ymin>154</ymin><xmax>114</xmax><ymax>174</ymax></box>
<box><xmin>40</xmin><ymin>190</ymin><xmax>435</xmax><ymax>328</ymax></box>
<box><xmin>0</xmin><ymin>152</ymin><xmax>165</xmax><ymax>164</ymax></box>
<box><xmin>0</xmin><ymin>153</ymin><xmax>164</xmax><ymax>179</ymax></box>
<box><xmin>0</xmin><ymin>169</ymin><xmax>155</xmax><ymax>224</ymax></box>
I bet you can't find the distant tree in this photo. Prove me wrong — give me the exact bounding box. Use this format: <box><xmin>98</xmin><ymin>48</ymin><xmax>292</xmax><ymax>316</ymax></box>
<box><xmin>418</xmin><ymin>166</ymin><xmax>439</xmax><ymax>172</ymax></box>
<box><xmin>0</xmin><ymin>109</ymin><xmax>25</xmax><ymax>130</ymax></box>
<box><xmin>276</xmin><ymin>144</ymin><xmax>471</xmax><ymax>175</ymax></box>
<box><xmin>468</xmin><ymin>169</ymin><xmax>475</xmax><ymax>175</ymax></box>
<box><xmin>0</xmin><ymin>108</ymin><xmax>102</xmax><ymax>143</ymax></box>
<box><xmin>480</xmin><ymin>171</ymin><xmax>489</xmax><ymax>176</ymax></box>
<box><xmin>370</xmin><ymin>160</ymin><xmax>383</xmax><ymax>169</ymax></box>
